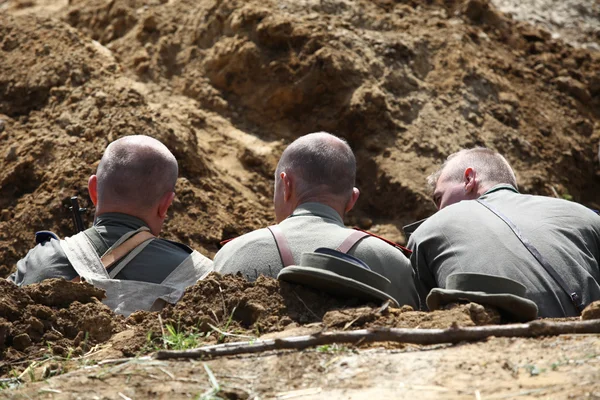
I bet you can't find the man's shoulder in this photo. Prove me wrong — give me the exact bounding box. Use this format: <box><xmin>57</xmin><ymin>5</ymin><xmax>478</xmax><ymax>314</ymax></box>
<box><xmin>215</xmin><ymin>228</ymin><xmax>273</xmax><ymax>257</ymax></box>
<box><xmin>354</xmin><ymin>234</ymin><xmax>410</xmax><ymax>261</ymax></box>
<box><xmin>225</xmin><ymin>228</ymin><xmax>273</xmax><ymax>247</ymax></box>
<box><xmin>14</xmin><ymin>235</ymin><xmax>74</xmax><ymax>285</ymax></box>
<box><xmin>155</xmin><ymin>238</ymin><xmax>194</xmax><ymax>254</ymax></box>
<box><xmin>495</xmin><ymin>192</ymin><xmax>599</xmax><ymax>222</ymax></box>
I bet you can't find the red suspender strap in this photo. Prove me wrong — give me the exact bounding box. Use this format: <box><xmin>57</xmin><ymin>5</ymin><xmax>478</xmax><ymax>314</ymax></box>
<box><xmin>336</xmin><ymin>230</ymin><xmax>370</xmax><ymax>253</ymax></box>
<box><xmin>352</xmin><ymin>227</ymin><xmax>412</xmax><ymax>255</ymax></box>
<box><xmin>267</xmin><ymin>225</ymin><xmax>295</xmax><ymax>267</ymax></box>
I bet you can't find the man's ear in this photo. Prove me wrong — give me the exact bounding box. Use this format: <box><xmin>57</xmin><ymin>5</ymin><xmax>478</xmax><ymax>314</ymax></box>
<box><xmin>464</xmin><ymin>167</ymin><xmax>477</xmax><ymax>193</ymax></box>
<box><xmin>88</xmin><ymin>175</ymin><xmax>98</xmax><ymax>206</ymax></box>
<box><xmin>345</xmin><ymin>187</ymin><xmax>360</xmax><ymax>213</ymax></box>
<box><xmin>281</xmin><ymin>172</ymin><xmax>293</xmax><ymax>202</ymax></box>
<box><xmin>158</xmin><ymin>191</ymin><xmax>175</xmax><ymax>219</ymax></box>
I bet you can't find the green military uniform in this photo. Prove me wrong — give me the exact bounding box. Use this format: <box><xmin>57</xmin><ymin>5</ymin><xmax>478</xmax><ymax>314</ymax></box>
<box><xmin>214</xmin><ymin>202</ymin><xmax>419</xmax><ymax>308</ymax></box>
<box><xmin>408</xmin><ymin>184</ymin><xmax>600</xmax><ymax>317</ymax></box>
<box><xmin>11</xmin><ymin>213</ymin><xmax>192</xmax><ymax>286</ymax></box>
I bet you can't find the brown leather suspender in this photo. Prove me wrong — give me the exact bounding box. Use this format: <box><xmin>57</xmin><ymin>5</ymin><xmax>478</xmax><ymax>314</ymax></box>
<box><xmin>267</xmin><ymin>226</ymin><xmax>370</xmax><ymax>267</ymax></box>
<box><xmin>267</xmin><ymin>225</ymin><xmax>295</xmax><ymax>267</ymax></box>
<box><xmin>336</xmin><ymin>230</ymin><xmax>370</xmax><ymax>253</ymax></box>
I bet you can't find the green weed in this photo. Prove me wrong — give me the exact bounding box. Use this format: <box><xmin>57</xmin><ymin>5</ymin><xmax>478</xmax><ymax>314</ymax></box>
<box><xmin>162</xmin><ymin>324</ymin><xmax>206</xmax><ymax>351</ymax></box>
<box><xmin>315</xmin><ymin>343</ymin><xmax>351</xmax><ymax>353</ymax></box>
<box><xmin>196</xmin><ymin>364</ymin><xmax>222</xmax><ymax>400</ymax></box>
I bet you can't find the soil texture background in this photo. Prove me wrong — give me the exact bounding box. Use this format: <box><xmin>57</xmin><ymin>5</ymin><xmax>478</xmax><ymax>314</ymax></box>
<box><xmin>0</xmin><ymin>0</ymin><xmax>599</xmax><ymax>398</ymax></box>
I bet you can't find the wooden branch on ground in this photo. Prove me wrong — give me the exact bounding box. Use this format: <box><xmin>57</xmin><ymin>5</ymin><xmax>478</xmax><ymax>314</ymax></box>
<box><xmin>154</xmin><ymin>319</ymin><xmax>600</xmax><ymax>360</ymax></box>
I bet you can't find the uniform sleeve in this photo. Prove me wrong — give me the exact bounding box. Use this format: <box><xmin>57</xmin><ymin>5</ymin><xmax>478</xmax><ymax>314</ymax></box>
<box><xmin>408</xmin><ymin>229</ymin><xmax>437</xmax><ymax>310</ymax></box>
<box><xmin>13</xmin><ymin>239</ymin><xmax>78</xmax><ymax>286</ymax></box>
<box><xmin>390</xmin><ymin>253</ymin><xmax>421</xmax><ymax>309</ymax></box>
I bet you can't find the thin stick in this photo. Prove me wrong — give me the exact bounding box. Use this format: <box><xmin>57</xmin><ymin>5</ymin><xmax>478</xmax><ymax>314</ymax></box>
<box><xmin>155</xmin><ymin>319</ymin><xmax>600</xmax><ymax>360</ymax></box>
<box><xmin>207</xmin><ymin>323</ymin><xmax>256</xmax><ymax>340</ymax></box>
<box><xmin>292</xmin><ymin>290</ymin><xmax>319</xmax><ymax>321</ymax></box>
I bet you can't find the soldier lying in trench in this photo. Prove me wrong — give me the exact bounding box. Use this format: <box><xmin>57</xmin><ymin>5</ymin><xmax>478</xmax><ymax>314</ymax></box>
<box><xmin>9</xmin><ymin>135</ymin><xmax>212</xmax><ymax>316</ymax></box>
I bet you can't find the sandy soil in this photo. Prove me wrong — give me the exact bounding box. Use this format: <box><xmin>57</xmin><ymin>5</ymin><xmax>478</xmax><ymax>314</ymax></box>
<box><xmin>3</xmin><ymin>334</ymin><xmax>600</xmax><ymax>399</ymax></box>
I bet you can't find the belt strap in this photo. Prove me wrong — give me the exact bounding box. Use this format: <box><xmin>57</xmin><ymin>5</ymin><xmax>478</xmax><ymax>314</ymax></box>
<box><xmin>477</xmin><ymin>199</ymin><xmax>584</xmax><ymax>313</ymax></box>
<box><xmin>336</xmin><ymin>230</ymin><xmax>370</xmax><ymax>253</ymax></box>
<box><xmin>267</xmin><ymin>225</ymin><xmax>295</xmax><ymax>267</ymax></box>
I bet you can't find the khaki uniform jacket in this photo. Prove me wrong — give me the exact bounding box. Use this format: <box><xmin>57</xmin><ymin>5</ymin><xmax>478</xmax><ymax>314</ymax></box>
<box><xmin>213</xmin><ymin>202</ymin><xmax>419</xmax><ymax>308</ymax></box>
<box><xmin>408</xmin><ymin>184</ymin><xmax>600</xmax><ymax>317</ymax></box>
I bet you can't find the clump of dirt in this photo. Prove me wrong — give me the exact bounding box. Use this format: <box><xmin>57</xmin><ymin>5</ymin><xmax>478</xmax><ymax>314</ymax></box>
<box><xmin>322</xmin><ymin>302</ymin><xmax>502</xmax><ymax>330</ymax></box>
<box><xmin>23</xmin><ymin>279</ymin><xmax>106</xmax><ymax>308</ymax></box>
<box><xmin>581</xmin><ymin>300</ymin><xmax>600</xmax><ymax>321</ymax></box>
<box><xmin>119</xmin><ymin>273</ymin><xmax>365</xmax><ymax>355</ymax></box>
<box><xmin>0</xmin><ymin>279</ymin><xmax>124</xmax><ymax>377</ymax></box>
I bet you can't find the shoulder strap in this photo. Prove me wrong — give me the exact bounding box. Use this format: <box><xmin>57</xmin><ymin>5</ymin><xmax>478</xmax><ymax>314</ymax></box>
<box><xmin>267</xmin><ymin>225</ymin><xmax>295</xmax><ymax>267</ymax></box>
<box><xmin>477</xmin><ymin>199</ymin><xmax>584</xmax><ymax>313</ymax></box>
<box><xmin>336</xmin><ymin>230</ymin><xmax>370</xmax><ymax>253</ymax></box>
<box><xmin>61</xmin><ymin>230</ymin><xmax>156</xmax><ymax>281</ymax></box>
<box><xmin>106</xmin><ymin>234</ymin><xmax>155</xmax><ymax>278</ymax></box>
<box><xmin>101</xmin><ymin>231</ymin><xmax>155</xmax><ymax>270</ymax></box>
<box><xmin>60</xmin><ymin>233</ymin><xmax>111</xmax><ymax>281</ymax></box>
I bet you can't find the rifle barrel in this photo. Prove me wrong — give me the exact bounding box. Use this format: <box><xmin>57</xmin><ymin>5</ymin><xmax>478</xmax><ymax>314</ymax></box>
<box><xmin>70</xmin><ymin>196</ymin><xmax>85</xmax><ymax>232</ymax></box>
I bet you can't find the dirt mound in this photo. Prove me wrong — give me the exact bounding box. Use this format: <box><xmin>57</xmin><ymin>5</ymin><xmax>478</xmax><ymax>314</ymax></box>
<box><xmin>1</xmin><ymin>0</ymin><xmax>599</xmax><ymax>275</ymax></box>
<box><xmin>0</xmin><ymin>13</ymin><xmax>273</xmax><ymax>277</ymax></box>
<box><xmin>0</xmin><ymin>0</ymin><xmax>598</xmax><ymax>395</ymax></box>
<box><xmin>0</xmin><ymin>279</ymin><xmax>123</xmax><ymax>376</ymax></box>
<box><xmin>117</xmin><ymin>273</ymin><xmax>503</xmax><ymax>356</ymax></box>
<box><xmin>45</xmin><ymin>0</ymin><xmax>599</xmax><ymax>242</ymax></box>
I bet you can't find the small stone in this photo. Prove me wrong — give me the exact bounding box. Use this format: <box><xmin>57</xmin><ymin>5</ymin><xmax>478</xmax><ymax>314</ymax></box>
<box><xmin>142</xmin><ymin>14</ymin><xmax>158</xmax><ymax>31</ymax></box>
<box><xmin>56</xmin><ymin>112</ymin><xmax>72</xmax><ymax>129</ymax></box>
<box><xmin>5</xmin><ymin>146</ymin><xmax>17</xmax><ymax>162</ymax></box>
<box><xmin>0</xmin><ymin>119</ymin><xmax>5</xmax><ymax>133</ymax></box>
<box><xmin>12</xmin><ymin>333</ymin><xmax>32</xmax><ymax>351</ymax></box>
<box><xmin>0</xmin><ymin>209</ymin><xmax>10</xmax><ymax>221</ymax></box>
<box><xmin>554</xmin><ymin>76</ymin><xmax>592</xmax><ymax>103</ymax></box>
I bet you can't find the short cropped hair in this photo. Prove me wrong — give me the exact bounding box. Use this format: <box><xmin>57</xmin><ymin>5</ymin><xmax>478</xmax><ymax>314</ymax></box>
<box><xmin>275</xmin><ymin>132</ymin><xmax>356</xmax><ymax>197</ymax></box>
<box><xmin>427</xmin><ymin>147</ymin><xmax>517</xmax><ymax>194</ymax></box>
<box><xmin>96</xmin><ymin>135</ymin><xmax>178</xmax><ymax>210</ymax></box>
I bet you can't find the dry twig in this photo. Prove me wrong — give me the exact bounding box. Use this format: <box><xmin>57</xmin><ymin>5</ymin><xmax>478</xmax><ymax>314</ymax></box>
<box><xmin>155</xmin><ymin>319</ymin><xmax>600</xmax><ymax>360</ymax></box>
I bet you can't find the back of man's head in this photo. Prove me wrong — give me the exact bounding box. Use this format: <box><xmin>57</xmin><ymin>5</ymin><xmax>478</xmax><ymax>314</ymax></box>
<box><xmin>96</xmin><ymin>135</ymin><xmax>178</xmax><ymax>212</ymax></box>
<box><xmin>276</xmin><ymin>132</ymin><xmax>356</xmax><ymax>199</ymax></box>
<box><xmin>428</xmin><ymin>147</ymin><xmax>517</xmax><ymax>194</ymax></box>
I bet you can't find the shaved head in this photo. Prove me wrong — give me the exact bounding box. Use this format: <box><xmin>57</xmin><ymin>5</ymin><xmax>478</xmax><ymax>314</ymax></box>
<box><xmin>276</xmin><ymin>132</ymin><xmax>356</xmax><ymax>198</ymax></box>
<box><xmin>96</xmin><ymin>135</ymin><xmax>178</xmax><ymax>211</ymax></box>
<box><xmin>428</xmin><ymin>147</ymin><xmax>517</xmax><ymax>194</ymax></box>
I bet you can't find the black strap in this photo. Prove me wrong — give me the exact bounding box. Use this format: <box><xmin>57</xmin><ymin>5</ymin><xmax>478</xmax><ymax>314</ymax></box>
<box><xmin>476</xmin><ymin>199</ymin><xmax>585</xmax><ymax>313</ymax></box>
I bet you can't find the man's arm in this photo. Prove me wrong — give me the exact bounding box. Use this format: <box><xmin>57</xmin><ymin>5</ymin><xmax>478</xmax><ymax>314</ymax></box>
<box><xmin>407</xmin><ymin>231</ymin><xmax>437</xmax><ymax>310</ymax></box>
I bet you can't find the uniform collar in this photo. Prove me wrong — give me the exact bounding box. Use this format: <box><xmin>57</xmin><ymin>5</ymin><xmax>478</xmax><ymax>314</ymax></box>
<box><xmin>94</xmin><ymin>212</ymin><xmax>150</xmax><ymax>230</ymax></box>
<box><xmin>482</xmin><ymin>184</ymin><xmax>520</xmax><ymax>196</ymax></box>
<box><xmin>288</xmin><ymin>202</ymin><xmax>344</xmax><ymax>225</ymax></box>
